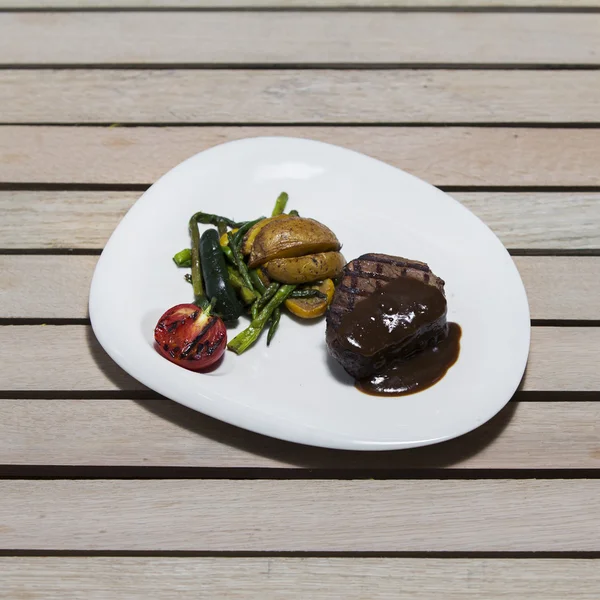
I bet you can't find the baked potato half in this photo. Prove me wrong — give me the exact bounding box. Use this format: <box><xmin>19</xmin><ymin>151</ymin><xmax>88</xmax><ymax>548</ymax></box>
<box><xmin>248</xmin><ymin>217</ymin><xmax>341</xmax><ymax>268</ymax></box>
<box><xmin>263</xmin><ymin>251</ymin><xmax>345</xmax><ymax>284</ymax></box>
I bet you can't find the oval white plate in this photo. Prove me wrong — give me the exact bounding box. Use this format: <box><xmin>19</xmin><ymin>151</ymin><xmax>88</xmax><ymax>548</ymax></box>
<box><xmin>90</xmin><ymin>137</ymin><xmax>530</xmax><ymax>451</ymax></box>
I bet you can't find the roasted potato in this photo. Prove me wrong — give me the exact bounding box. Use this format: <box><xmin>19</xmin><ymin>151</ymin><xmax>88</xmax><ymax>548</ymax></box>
<box><xmin>240</xmin><ymin>214</ymin><xmax>292</xmax><ymax>256</ymax></box>
<box><xmin>264</xmin><ymin>251</ymin><xmax>345</xmax><ymax>284</ymax></box>
<box><xmin>248</xmin><ymin>217</ymin><xmax>341</xmax><ymax>268</ymax></box>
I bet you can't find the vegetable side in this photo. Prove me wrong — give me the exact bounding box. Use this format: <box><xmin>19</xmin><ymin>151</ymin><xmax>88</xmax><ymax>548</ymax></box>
<box><xmin>171</xmin><ymin>193</ymin><xmax>343</xmax><ymax>356</ymax></box>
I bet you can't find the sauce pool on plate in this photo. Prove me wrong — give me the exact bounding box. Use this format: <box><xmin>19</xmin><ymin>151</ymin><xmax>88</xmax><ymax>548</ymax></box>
<box><xmin>356</xmin><ymin>322</ymin><xmax>461</xmax><ymax>396</ymax></box>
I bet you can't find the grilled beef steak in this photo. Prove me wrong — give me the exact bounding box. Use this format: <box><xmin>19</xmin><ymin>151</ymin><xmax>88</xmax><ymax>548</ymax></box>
<box><xmin>326</xmin><ymin>254</ymin><xmax>448</xmax><ymax>379</ymax></box>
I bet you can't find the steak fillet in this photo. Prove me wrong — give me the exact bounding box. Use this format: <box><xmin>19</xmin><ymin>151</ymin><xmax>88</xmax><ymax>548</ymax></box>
<box><xmin>326</xmin><ymin>253</ymin><xmax>448</xmax><ymax>379</ymax></box>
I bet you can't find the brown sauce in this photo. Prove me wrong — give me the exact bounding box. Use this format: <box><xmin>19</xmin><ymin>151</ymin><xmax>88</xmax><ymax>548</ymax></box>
<box><xmin>331</xmin><ymin>274</ymin><xmax>461</xmax><ymax>396</ymax></box>
<box><xmin>335</xmin><ymin>276</ymin><xmax>448</xmax><ymax>359</ymax></box>
<box><xmin>356</xmin><ymin>322</ymin><xmax>462</xmax><ymax>396</ymax></box>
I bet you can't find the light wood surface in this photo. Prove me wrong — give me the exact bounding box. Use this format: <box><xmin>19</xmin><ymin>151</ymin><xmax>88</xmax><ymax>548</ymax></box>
<box><xmin>3</xmin><ymin>69</ymin><xmax>600</xmax><ymax>124</ymax></box>
<box><xmin>2</xmin><ymin>399</ymin><xmax>600</xmax><ymax>469</ymax></box>
<box><xmin>0</xmin><ymin>325</ymin><xmax>597</xmax><ymax>391</ymax></box>
<box><xmin>2</xmin><ymin>557</ymin><xmax>600</xmax><ymax>600</ymax></box>
<box><xmin>5</xmin><ymin>0</ymin><xmax>600</xmax><ymax>6</ymax></box>
<box><xmin>2</xmin><ymin>255</ymin><xmax>598</xmax><ymax>320</ymax></box>
<box><xmin>2</xmin><ymin>3</ymin><xmax>599</xmax><ymax>595</ymax></box>
<box><xmin>1</xmin><ymin>479</ymin><xmax>599</xmax><ymax>550</ymax></box>
<box><xmin>3</xmin><ymin>191</ymin><xmax>599</xmax><ymax>250</ymax></box>
<box><xmin>5</xmin><ymin>1</ymin><xmax>600</xmax><ymax>7</ymax></box>
<box><xmin>3</xmin><ymin>126</ymin><xmax>600</xmax><ymax>186</ymax></box>
<box><xmin>1</xmin><ymin>12</ymin><xmax>599</xmax><ymax>65</ymax></box>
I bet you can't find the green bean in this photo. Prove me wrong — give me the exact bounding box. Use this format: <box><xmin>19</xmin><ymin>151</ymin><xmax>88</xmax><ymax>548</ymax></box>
<box><xmin>289</xmin><ymin>289</ymin><xmax>327</xmax><ymax>299</ymax></box>
<box><xmin>228</xmin><ymin>232</ymin><xmax>255</xmax><ymax>292</ymax></box>
<box><xmin>231</xmin><ymin>217</ymin><xmax>265</xmax><ymax>249</ymax></box>
<box><xmin>217</xmin><ymin>219</ymin><xmax>228</xmax><ymax>237</ymax></box>
<box><xmin>190</xmin><ymin>211</ymin><xmax>244</xmax><ymax>229</ymax></box>
<box><xmin>188</xmin><ymin>216</ymin><xmax>208</xmax><ymax>309</ymax></box>
<box><xmin>227</xmin><ymin>266</ymin><xmax>259</xmax><ymax>305</ymax></box>
<box><xmin>172</xmin><ymin>248</ymin><xmax>192</xmax><ymax>268</ymax></box>
<box><xmin>266</xmin><ymin>308</ymin><xmax>281</xmax><ymax>346</ymax></box>
<box><xmin>249</xmin><ymin>269</ymin><xmax>267</xmax><ymax>295</ymax></box>
<box><xmin>254</xmin><ymin>282</ymin><xmax>279</xmax><ymax>313</ymax></box>
<box><xmin>288</xmin><ymin>209</ymin><xmax>300</xmax><ymax>217</ymax></box>
<box><xmin>228</xmin><ymin>284</ymin><xmax>296</xmax><ymax>354</ymax></box>
<box><xmin>249</xmin><ymin>269</ymin><xmax>267</xmax><ymax>319</ymax></box>
<box><xmin>271</xmin><ymin>192</ymin><xmax>289</xmax><ymax>217</ymax></box>
<box><xmin>220</xmin><ymin>244</ymin><xmax>236</xmax><ymax>266</ymax></box>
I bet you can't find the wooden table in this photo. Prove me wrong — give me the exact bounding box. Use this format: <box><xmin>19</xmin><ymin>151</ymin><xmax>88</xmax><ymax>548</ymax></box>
<box><xmin>1</xmin><ymin>1</ymin><xmax>600</xmax><ymax>598</ymax></box>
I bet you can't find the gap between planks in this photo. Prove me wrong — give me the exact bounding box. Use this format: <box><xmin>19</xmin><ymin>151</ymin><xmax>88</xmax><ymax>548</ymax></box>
<box><xmin>1</xmin><ymin>70</ymin><xmax>600</xmax><ymax>124</ymax></box>
<box><xmin>0</xmin><ymin>557</ymin><xmax>599</xmax><ymax>600</ymax></box>
<box><xmin>1</xmin><ymin>399</ymin><xmax>600</xmax><ymax>469</ymax></box>
<box><xmin>1</xmin><ymin>255</ymin><xmax>598</xmax><ymax>320</ymax></box>
<box><xmin>3</xmin><ymin>126</ymin><xmax>600</xmax><ymax>186</ymax></box>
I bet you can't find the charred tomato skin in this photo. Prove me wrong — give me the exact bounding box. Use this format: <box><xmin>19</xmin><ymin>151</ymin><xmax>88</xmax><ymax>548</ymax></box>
<box><xmin>154</xmin><ymin>303</ymin><xmax>227</xmax><ymax>370</ymax></box>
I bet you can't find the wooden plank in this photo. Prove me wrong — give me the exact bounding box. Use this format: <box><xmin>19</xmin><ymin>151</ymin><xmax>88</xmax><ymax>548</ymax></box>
<box><xmin>4</xmin><ymin>1</ymin><xmax>600</xmax><ymax>7</ymax></box>
<box><xmin>2</xmin><ymin>399</ymin><xmax>600</xmax><ymax>469</ymax></box>
<box><xmin>0</xmin><ymin>326</ymin><xmax>147</xmax><ymax>391</ymax></box>
<box><xmin>1</xmin><ymin>13</ymin><xmax>599</xmax><ymax>65</ymax></box>
<box><xmin>455</xmin><ymin>192</ymin><xmax>600</xmax><ymax>249</ymax></box>
<box><xmin>514</xmin><ymin>257</ymin><xmax>600</xmax><ymax>320</ymax></box>
<box><xmin>1</xmin><ymin>479</ymin><xmax>599</xmax><ymax>550</ymax></box>
<box><xmin>1</xmin><ymin>255</ymin><xmax>96</xmax><ymax>319</ymax></box>
<box><xmin>2</xmin><ymin>255</ymin><xmax>598</xmax><ymax>320</ymax></box>
<box><xmin>0</xmin><ymin>325</ymin><xmax>597</xmax><ymax>391</ymax></box>
<box><xmin>2</xmin><ymin>191</ymin><xmax>599</xmax><ymax>250</ymax></box>
<box><xmin>1</xmin><ymin>557</ymin><xmax>599</xmax><ymax>600</ymax></box>
<box><xmin>3</xmin><ymin>70</ymin><xmax>600</xmax><ymax>124</ymax></box>
<box><xmin>0</xmin><ymin>191</ymin><xmax>135</xmax><ymax>249</ymax></box>
<box><xmin>5</xmin><ymin>0</ymin><xmax>600</xmax><ymax>6</ymax></box>
<box><xmin>3</xmin><ymin>126</ymin><xmax>600</xmax><ymax>186</ymax></box>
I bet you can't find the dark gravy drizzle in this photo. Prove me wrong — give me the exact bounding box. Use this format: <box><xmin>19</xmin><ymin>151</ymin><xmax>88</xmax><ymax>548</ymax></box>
<box><xmin>356</xmin><ymin>323</ymin><xmax>461</xmax><ymax>396</ymax></box>
<box><xmin>334</xmin><ymin>275</ymin><xmax>461</xmax><ymax>396</ymax></box>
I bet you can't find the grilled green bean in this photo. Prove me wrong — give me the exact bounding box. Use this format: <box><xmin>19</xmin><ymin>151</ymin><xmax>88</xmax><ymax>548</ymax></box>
<box><xmin>289</xmin><ymin>289</ymin><xmax>327</xmax><ymax>299</ymax></box>
<box><xmin>227</xmin><ymin>266</ymin><xmax>259</xmax><ymax>305</ymax></box>
<box><xmin>172</xmin><ymin>248</ymin><xmax>192</xmax><ymax>268</ymax></box>
<box><xmin>231</xmin><ymin>217</ymin><xmax>265</xmax><ymax>249</ymax></box>
<box><xmin>190</xmin><ymin>211</ymin><xmax>244</xmax><ymax>229</ymax></box>
<box><xmin>228</xmin><ymin>231</ymin><xmax>255</xmax><ymax>292</ymax></box>
<box><xmin>220</xmin><ymin>244</ymin><xmax>236</xmax><ymax>266</ymax></box>
<box><xmin>266</xmin><ymin>308</ymin><xmax>281</xmax><ymax>346</ymax></box>
<box><xmin>249</xmin><ymin>269</ymin><xmax>268</xmax><ymax>295</ymax></box>
<box><xmin>228</xmin><ymin>285</ymin><xmax>296</xmax><ymax>354</ymax></box>
<box><xmin>271</xmin><ymin>192</ymin><xmax>289</xmax><ymax>217</ymax></box>
<box><xmin>254</xmin><ymin>282</ymin><xmax>279</xmax><ymax>313</ymax></box>
<box><xmin>188</xmin><ymin>216</ymin><xmax>208</xmax><ymax>309</ymax></box>
<box><xmin>217</xmin><ymin>219</ymin><xmax>228</xmax><ymax>237</ymax></box>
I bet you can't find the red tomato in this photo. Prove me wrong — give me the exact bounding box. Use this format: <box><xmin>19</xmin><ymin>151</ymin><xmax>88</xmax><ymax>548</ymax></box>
<box><xmin>154</xmin><ymin>303</ymin><xmax>227</xmax><ymax>371</ymax></box>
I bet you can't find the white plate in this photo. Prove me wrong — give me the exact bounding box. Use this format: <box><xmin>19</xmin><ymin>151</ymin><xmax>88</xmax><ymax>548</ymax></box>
<box><xmin>90</xmin><ymin>137</ymin><xmax>530</xmax><ymax>451</ymax></box>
